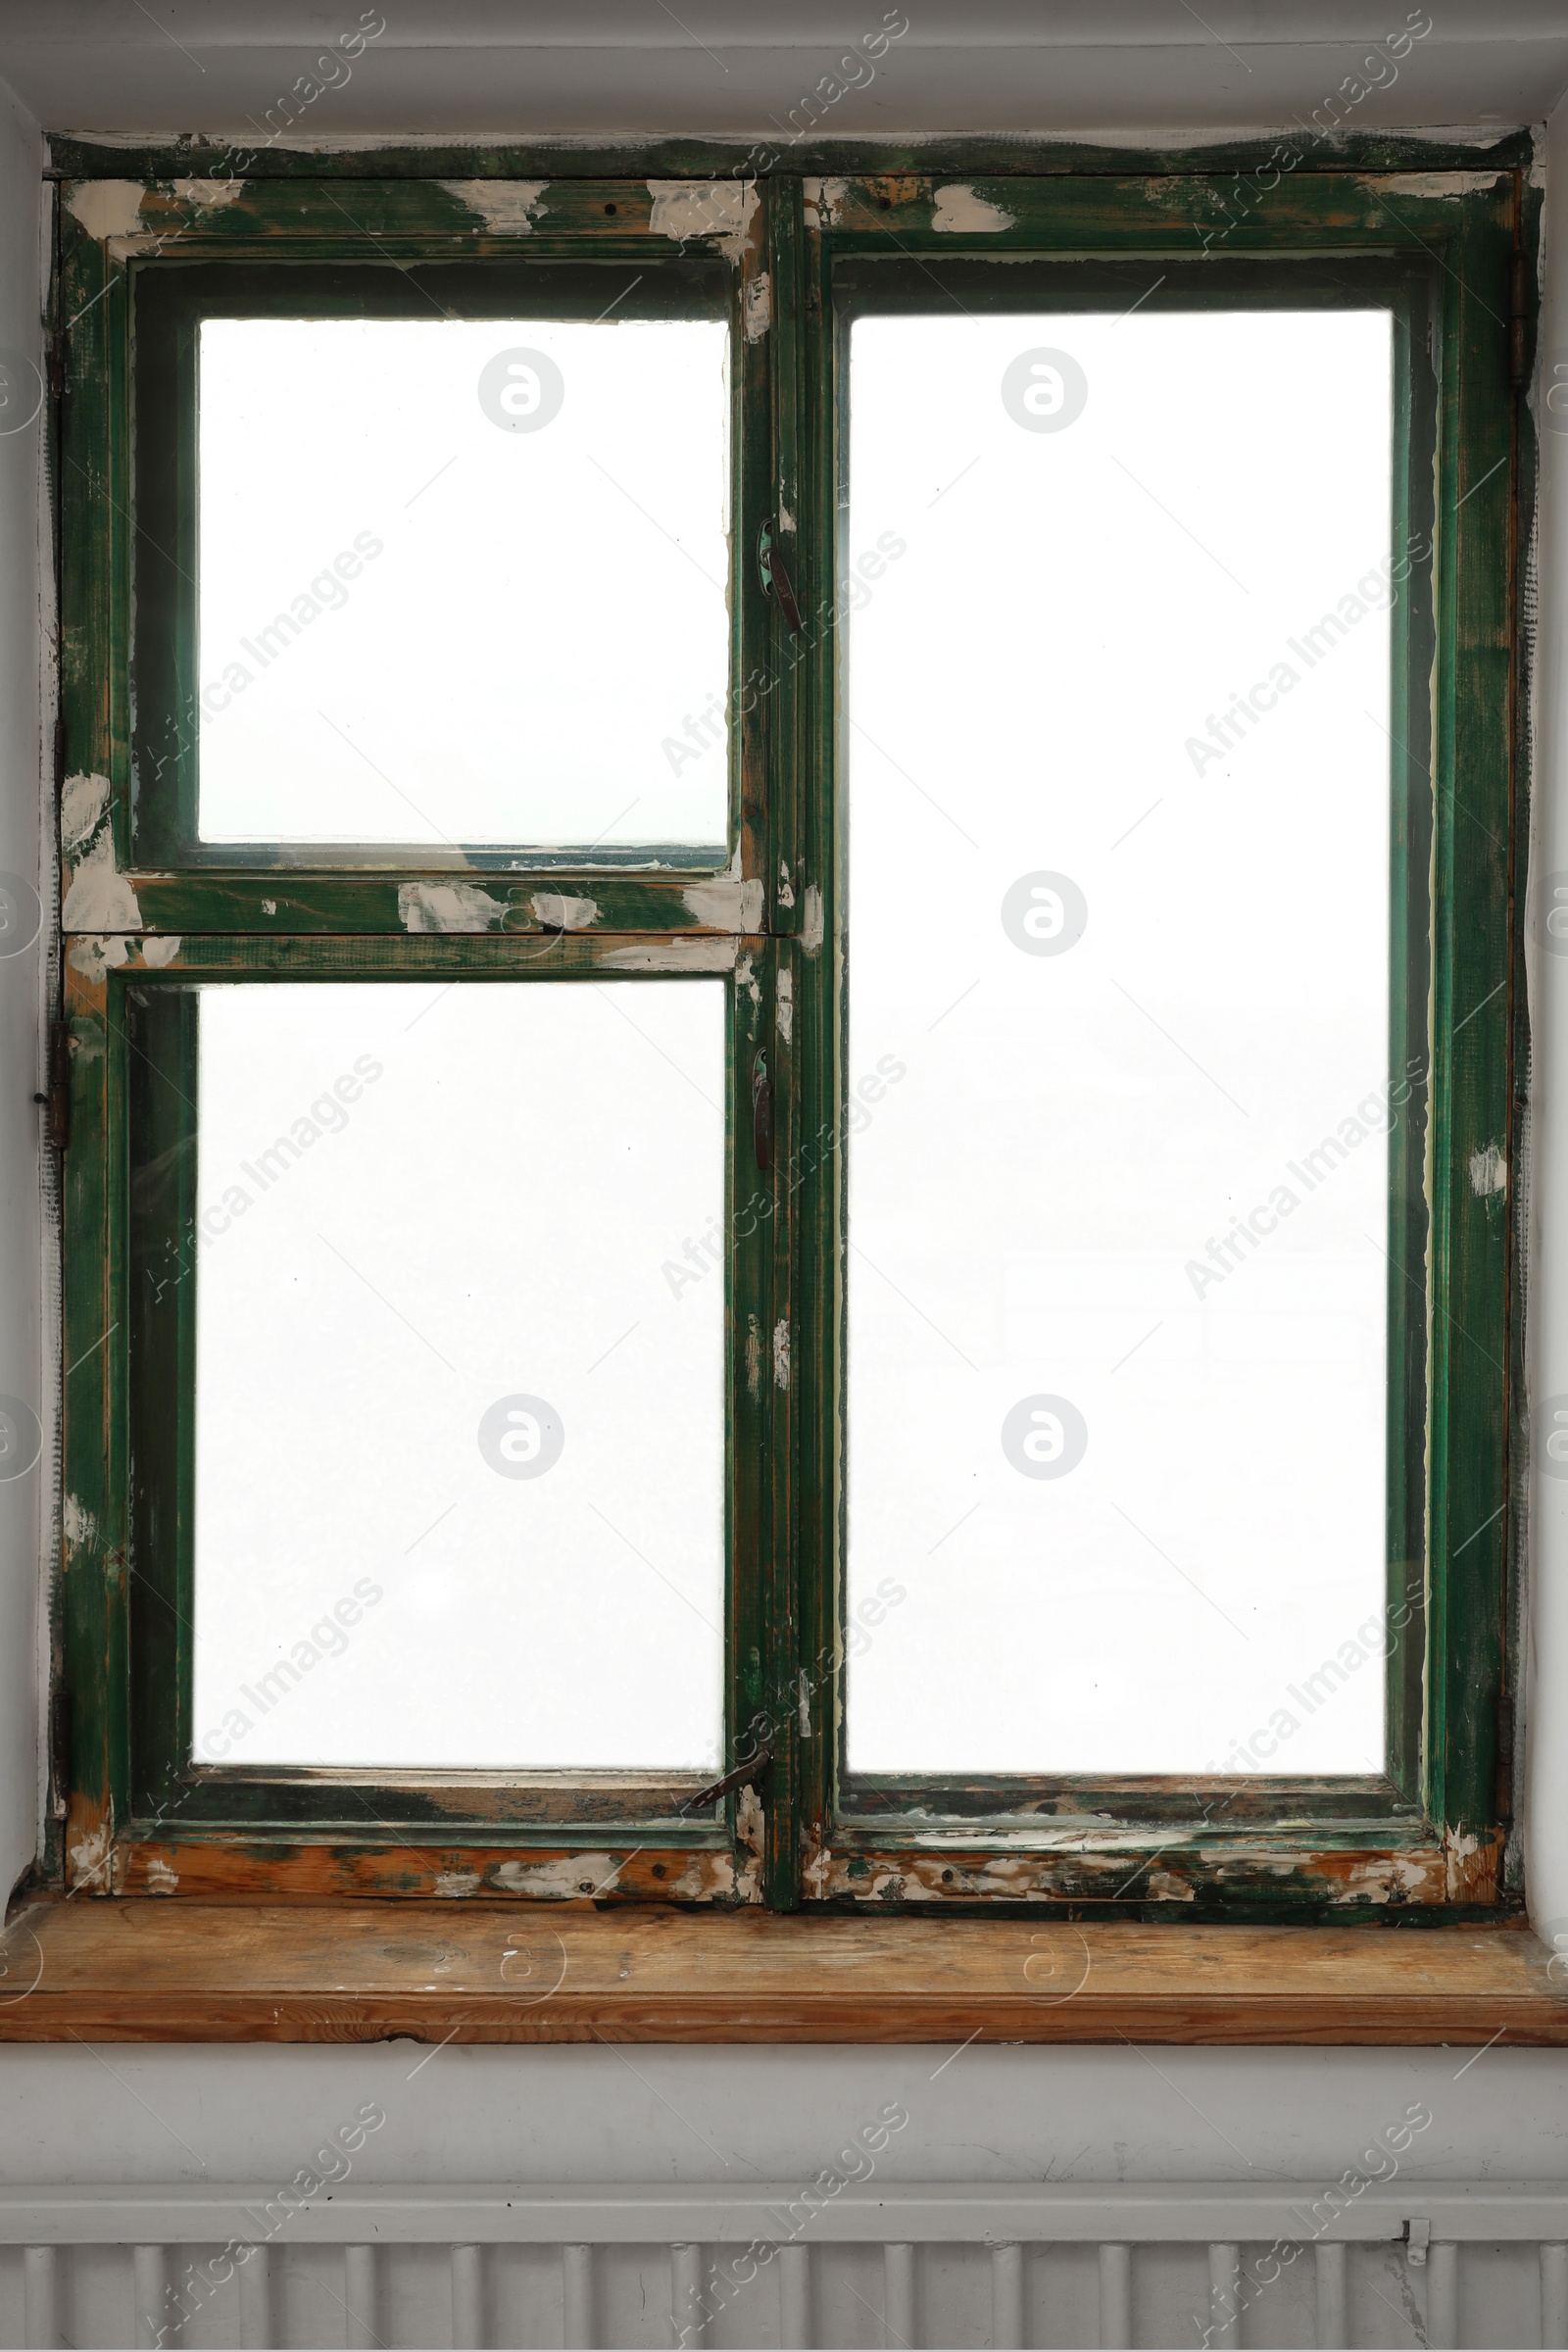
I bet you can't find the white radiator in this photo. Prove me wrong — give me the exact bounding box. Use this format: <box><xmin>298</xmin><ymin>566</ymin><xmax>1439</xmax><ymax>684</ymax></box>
<box><xmin>0</xmin><ymin>2183</ymin><xmax>1564</xmax><ymax>2349</ymax></box>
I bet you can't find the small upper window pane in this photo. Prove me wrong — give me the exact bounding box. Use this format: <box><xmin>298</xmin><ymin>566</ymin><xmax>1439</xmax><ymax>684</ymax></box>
<box><xmin>196</xmin><ymin>318</ymin><xmax>730</xmax><ymax>854</ymax></box>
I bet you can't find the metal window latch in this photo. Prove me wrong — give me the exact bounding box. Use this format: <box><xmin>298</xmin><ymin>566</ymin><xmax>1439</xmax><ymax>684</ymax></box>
<box><xmin>753</xmin><ymin>1050</ymin><xmax>772</xmax><ymax>1171</ymax></box>
<box><xmin>758</xmin><ymin>518</ymin><xmax>803</xmax><ymax>633</ymax></box>
<box><xmin>1405</xmin><ymin>2219</ymin><xmax>1431</xmax><ymax>2266</ymax></box>
<box><xmin>678</xmin><ymin>1714</ymin><xmax>775</xmax><ymax>1816</ymax></box>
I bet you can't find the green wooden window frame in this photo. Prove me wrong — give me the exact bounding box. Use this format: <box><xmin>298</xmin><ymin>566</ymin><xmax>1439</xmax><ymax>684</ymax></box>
<box><xmin>51</xmin><ymin>153</ymin><xmax>1532</xmax><ymax>1920</ymax></box>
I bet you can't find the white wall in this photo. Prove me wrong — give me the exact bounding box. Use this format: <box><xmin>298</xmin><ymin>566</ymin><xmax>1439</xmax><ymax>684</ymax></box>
<box><xmin>0</xmin><ymin>73</ymin><xmax>44</xmax><ymax>1911</ymax></box>
<box><xmin>1</xmin><ymin>2039</ymin><xmax>1565</xmax><ymax>2186</ymax></box>
<box><xmin>4</xmin><ymin>2</ymin><xmax>1567</xmax><ymax>136</ymax></box>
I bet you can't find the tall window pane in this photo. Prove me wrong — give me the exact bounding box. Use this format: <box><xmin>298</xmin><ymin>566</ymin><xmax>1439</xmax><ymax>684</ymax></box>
<box><xmin>847</xmin><ymin>307</ymin><xmax>1396</xmax><ymax>1776</ymax></box>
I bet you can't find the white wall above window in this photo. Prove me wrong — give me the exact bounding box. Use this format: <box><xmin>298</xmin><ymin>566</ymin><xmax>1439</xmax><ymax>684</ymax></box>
<box><xmin>0</xmin><ymin>0</ymin><xmax>1564</xmax><ymax>138</ymax></box>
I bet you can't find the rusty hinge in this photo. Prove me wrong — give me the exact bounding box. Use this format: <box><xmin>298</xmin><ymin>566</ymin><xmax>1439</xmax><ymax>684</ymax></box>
<box><xmin>1510</xmin><ymin>247</ymin><xmax>1532</xmax><ymax>391</ymax></box>
<box><xmin>758</xmin><ymin>518</ymin><xmax>802</xmax><ymax>632</ymax></box>
<box><xmin>678</xmin><ymin>1714</ymin><xmax>775</xmax><ymax>1816</ymax></box>
<box><xmin>34</xmin><ymin>1021</ymin><xmax>71</xmax><ymax>1152</ymax></box>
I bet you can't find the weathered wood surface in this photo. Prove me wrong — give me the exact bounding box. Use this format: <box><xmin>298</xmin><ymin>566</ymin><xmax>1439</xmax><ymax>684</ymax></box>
<box><xmin>1</xmin><ymin>1903</ymin><xmax>1564</xmax><ymax>2044</ymax></box>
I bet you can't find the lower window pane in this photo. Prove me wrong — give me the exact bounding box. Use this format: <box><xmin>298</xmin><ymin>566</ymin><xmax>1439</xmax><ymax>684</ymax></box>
<box><xmin>191</xmin><ymin>979</ymin><xmax>724</xmax><ymax>1771</ymax></box>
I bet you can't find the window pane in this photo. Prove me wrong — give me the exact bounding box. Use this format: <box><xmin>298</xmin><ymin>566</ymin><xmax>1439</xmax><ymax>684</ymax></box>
<box><xmin>197</xmin><ymin>318</ymin><xmax>730</xmax><ymax>852</ymax></box>
<box><xmin>192</xmin><ymin>980</ymin><xmax>725</xmax><ymax>1770</ymax></box>
<box><xmin>847</xmin><ymin>307</ymin><xmax>1395</xmax><ymax>1777</ymax></box>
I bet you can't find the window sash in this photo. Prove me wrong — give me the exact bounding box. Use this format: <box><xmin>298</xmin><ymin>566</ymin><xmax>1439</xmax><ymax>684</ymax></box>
<box><xmin>56</xmin><ymin>164</ymin><xmax>1523</xmax><ymax>1915</ymax></box>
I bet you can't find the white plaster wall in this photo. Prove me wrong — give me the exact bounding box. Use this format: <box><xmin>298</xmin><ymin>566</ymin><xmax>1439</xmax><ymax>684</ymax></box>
<box><xmin>0</xmin><ymin>2040</ymin><xmax>1561</xmax><ymax>2188</ymax></box>
<box><xmin>0</xmin><ymin>73</ymin><xmax>45</xmax><ymax>1912</ymax></box>
<box><xmin>4</xmin><ymin>4</ymin><xmax>1567</xmax><ymax>138</ymax></box>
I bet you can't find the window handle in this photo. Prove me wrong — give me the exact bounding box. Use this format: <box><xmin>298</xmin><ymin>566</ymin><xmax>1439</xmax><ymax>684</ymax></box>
<box><xmin>678</xmin><ymin>1713</ymin><xmax>775</xmax><ymax>1816</ymax></box>
<box><xmin>758</xmin><ymin>519</ymin><xmax>802</xmax><ymax>632</ymax></box>
<box><xmin>753</xmin><ymin>1051</ymin><xmax>772</xmax><ymax>1170</ymax></box>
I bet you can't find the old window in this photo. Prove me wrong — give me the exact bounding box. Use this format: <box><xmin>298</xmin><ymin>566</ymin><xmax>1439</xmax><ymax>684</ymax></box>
<box><xmin>54</xmin><ymin>161</ymin><xmax>1525</xmax><ymax>1916</ymax></box>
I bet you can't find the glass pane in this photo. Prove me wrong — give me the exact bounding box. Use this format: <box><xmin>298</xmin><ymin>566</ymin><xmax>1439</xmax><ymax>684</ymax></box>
<box><xmin>847</xmin><ymin>306</ymin><xmax>1396</xmax><ymax>1778</ymax></box>
<box><xmin>197</xmin><ymin>317</ymin><xmax>730</xmax><ymax>852</ymax></box>
<box><xmin>191</xmin><ymin>980</ymin><xmax>725</xmax><ymax>1770</ymax></box>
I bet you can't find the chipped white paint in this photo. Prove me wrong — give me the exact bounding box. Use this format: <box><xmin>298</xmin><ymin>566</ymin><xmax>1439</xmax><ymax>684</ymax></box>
<box><xmin>744</xmin><ymin>270</ymin><xmax>772</xmax><ymax>341</ymax></box>
<box><xmin>69</xmin><ymin>932</ymin><xmax>129</xmax><ymax>981</ymax></box>
<box><xmin>529</xmin><ymin>890</ymin><xmax>600</xmax><ymax>932</ymax></box>
<box><xmin>261</xmin><ymin>898</ymin><xmax>277</xmax><ymax>915</ymax></box>
<box><xmin>65</xmin><ymin>180</ymin><xmax>146</xmax><ymax>241</ymax></box>
<box><xmin>493</xmin><ymin>1854</ymin><xmax>619</xmax><ymax>1899</ymax></box>
<box><xmin>140</xmin><ymin>936</ymin><xmax>182</xmax><ymax>969</ymax></box>
<box><xmin>1339</xmin><ymin>1854</ymin><xmax>1433</xmax><ymax>1904</ymax></box>
<box><xmin>801</xmin><ymin>882</ymin><xmax>824</xmax><ymax>956</ymax></box>
<box><xmin>647</xmin><ymin>178</ymin><xmax>760</xmax><ymax>263</ymax></box>
<box><xmin>931</xmin><ymin>183</ymin><xmax>1016</xmax><ymax>233</ymax></box>
<box><xmin>1444</xmin><ymin>1827</ymin><xmax>1483</xmax><ymax>1900</ymax></box>
<box><xmin>802</xmin><ymin>1841</ymin><xmax>834</xmax><ymax>1899</ymax></box>
<box><xmin>68</xmin><ymin>1819</ymin><xmax>113</xmax><ymax>1895</ymax></box>
<box><xmin>911</xmin><ymin>1819</ymin><xmax>1132</xmax><ymax>1852</ymax></box>
<box><xmin>600</xmin><ymin>938</ymin><xmax>739</xmax><ymax>972</ymax></box>
<box><xmin>798</xmin><ymin>1670</ymin><xmax>811</xmax><ymax>1739</ymax></box>
<box><xmin>667</xmin><ymin>1852</ymin><xmax>743</xmax><ymax>1903</ymax></box>
<box><xmin>683</xmin><ymin>855</ymin><xmax>765</xmax><ymax>932</ymax></box>
<box><xmin>1147</xmin><ymin>1869</ymin><xmax>1198</xmax><ymax>1903</ymax></box>
<box><xmin>735</xmin><ymin>949</ymin><xmax>761</xmax><ymax>1012</ymax></box>
<box><xmin>145</xmin><ymin>1858</ymin><xmax>179</xmax><ymax>1894</ymax></box>
<box><xmin>397</xmin><ymin>880</ymin><xmax>509</xmax><ymax>934</ymax></box>
<box><xmin>1369</xmin><ymin>172</ymin><xmax>1505</xmax><ymax>197</ymax></box>
<box><xmin>777</xmin><ymin>501</ymin><xmax>796</xmax><ymax>535</ymax></box>
<box><xmin>776</xmin><ymin>861</ymin><xmax>796</xmax><ymax>910</ymax></box>
<box><xmin>434</xmin><ymin>1869</ymin><xmax>481</xmax><ymax>1898</ymax></box>
<box><xmin>746</xmin><ymin>1312</ymin><xmax>762</xmax><ymax>1404</ymax></box>
<box><xmin>735</xmin><ymin>1783</ymin><xmax>764</xmax><ymax>1857</ymax></box>
<box><xmin>60</xmin><ymin>771</ymin><xmax>110</xmax><ymax>853</ymax></box>
<box><xmin>441</xmin><ymin>179</ymin><xmax>549</xmax><ymax>234</ymax></box>
<box><xmin>63</xmin><ymin>829</ymin><xmax>140</xmax><ymax>977</ymax></box>
<box><xmin>63</xmin><ymin>831</ymin><xmax>140</xmax><ymax>935</ymax></box>
<box><xmin>1470</xmin><ymin>1141</ymin><xmax>1507</xmax><ymax>1197</ymax></box>
<box><xmin>171</xmin><ymin>177</ymin><xmax>245</xmax><ymax>209</ymax></box>
<box><xmin>773</xmin><ymin>1317</ymin><xmax>791</xmax><ymax>1392</ymax></box>
<box><xmin>62</xmin><ymin>1494</ymin><xmax>96</xmax><ymax>1546</ymax></box>
<box><xmin>776</xmin><ymin>966</ymin><xmax>794</xmax><ymax>1044</ymax></box>
<box><xmin>803</xmin><ymin>176</ymin><xmax>850</xmax><ymax>229</ymax></box>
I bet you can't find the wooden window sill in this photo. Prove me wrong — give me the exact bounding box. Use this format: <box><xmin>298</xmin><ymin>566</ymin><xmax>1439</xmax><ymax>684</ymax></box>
<box><xmin>0</xmin><ymin>1903</ymin><xmax>1564</xmax><ymax>2044</ymax></box>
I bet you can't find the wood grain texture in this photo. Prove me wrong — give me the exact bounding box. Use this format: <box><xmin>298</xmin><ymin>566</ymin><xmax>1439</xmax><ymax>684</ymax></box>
<box><xmin>1</xmin><ymin>1902</ymin><xmax>1564</xmax><ymax>2044</ymax></box>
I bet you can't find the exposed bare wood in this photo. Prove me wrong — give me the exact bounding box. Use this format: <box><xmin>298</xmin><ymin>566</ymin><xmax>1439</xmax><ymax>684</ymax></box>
<box><xmin>0</xmin><ymin>1903</ymin><xmax>1564</xmax><ymax>2045</ymax></box>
